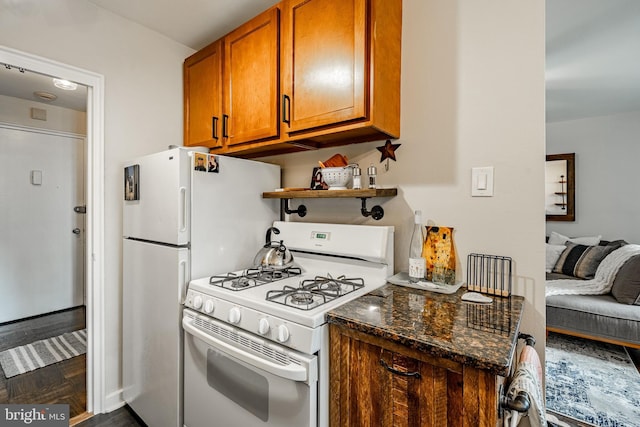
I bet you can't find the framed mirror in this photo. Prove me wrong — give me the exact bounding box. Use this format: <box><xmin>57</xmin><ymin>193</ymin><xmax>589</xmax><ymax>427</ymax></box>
<box><xmin>545</xmin><ymin>153</ymin><xmax>575</xmax><ymax>221</ymax></box>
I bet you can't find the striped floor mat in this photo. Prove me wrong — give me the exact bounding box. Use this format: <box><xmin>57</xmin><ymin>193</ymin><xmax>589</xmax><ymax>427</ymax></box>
<box><xmin>0</xmin><ymin>329</ymin><xmax>87</xmax><ymax>378</ymax></box>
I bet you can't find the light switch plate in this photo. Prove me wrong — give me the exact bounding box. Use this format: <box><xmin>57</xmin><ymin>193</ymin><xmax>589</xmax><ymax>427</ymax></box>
<box><xmin>471</xmin><ymin>166</ymin><xmax>494</xmax><ymax>196</ymax></box>
<box><xmin>31</xmin><ymin>170</ymin><xmax>43</xmax><ymax>185</ymax></box>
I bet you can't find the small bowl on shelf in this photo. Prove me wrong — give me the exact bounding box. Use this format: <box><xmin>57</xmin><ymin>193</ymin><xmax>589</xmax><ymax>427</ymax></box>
<box><xmin>320</xmin><ymin>166</ymin><xmax>353</xmax><ymax>190</ymax></box>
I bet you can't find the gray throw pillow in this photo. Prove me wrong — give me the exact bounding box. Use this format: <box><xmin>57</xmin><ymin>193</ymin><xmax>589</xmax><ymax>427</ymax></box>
<box><xmin>552</xmin><ymin>242</ymin><xmax>617</xmax><ymax>279</ymax></box>
<box><xmin>611</xmin><ymin>255</ymin><xmax>640</xmax><ymax>305</ymax></box>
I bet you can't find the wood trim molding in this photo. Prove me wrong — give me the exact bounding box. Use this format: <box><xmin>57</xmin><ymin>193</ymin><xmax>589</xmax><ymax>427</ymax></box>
<box><xmin>546</xmin><ymin>326</ymin><xmax>640</xmax><ymax>349</ymax></box>
<box><xmin>70</xmin><ymin>412</ymin><xmax>93</xmax><ymax>426</ymax></box>
<box><xmin>0</xmin><ymin>45</ymin><xmax>106</xmax><ymax>414</ymax></box>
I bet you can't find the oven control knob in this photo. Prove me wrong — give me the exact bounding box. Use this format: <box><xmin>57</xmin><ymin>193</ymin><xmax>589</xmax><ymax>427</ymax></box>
<box><xmin>192</xmin><ymin>295</ymin><xmax>203</xmax><ymax>310</ymax></box>
<box><xmin>276</xmin><ymin>325</ymin><xmax>290</xmax><ymax>343</ymax></box>
<box><xmin>258</xmin><ymin>318</ymin><xmax>270</xmax><ymax>335</ymax></box>
<box><xmin>229</xmin><ymin>307</ymin><xmax>241</xmax><ymax>324</ymax></box>
<box><xmin>203</xmin><ymin>300</ymin><xmax>214</xmax><ymax>314</ymax></box>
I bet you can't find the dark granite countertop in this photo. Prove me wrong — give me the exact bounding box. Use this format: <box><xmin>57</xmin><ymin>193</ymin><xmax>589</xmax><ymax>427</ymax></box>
<box><xmin>327</xmin><ymin>284</ymin><xmax>525</xmax><ymax>377</ymax></box>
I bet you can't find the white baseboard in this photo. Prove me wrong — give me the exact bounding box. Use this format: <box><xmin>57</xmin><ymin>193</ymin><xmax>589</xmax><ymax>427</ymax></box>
<box><xmin>104</xmin><ymin>389</ymin><xmax>126</xmax><ymax>413</ymax></box>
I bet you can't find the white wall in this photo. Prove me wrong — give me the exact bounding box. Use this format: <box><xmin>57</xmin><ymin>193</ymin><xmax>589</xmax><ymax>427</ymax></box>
<box><xmin>546</xmin><ymin>110</ymin><xmax>640</xmax><ymax>244</ymax></box>
<box><xmin>0</xmin><ymin>0</ymin><xmax>195</xmax><ymax>410</ymax></box>
<box><xmin>0</xmin><ymin>94</ymin><xmax>87</xmax><ymax>134</ymax></box>
<box><xmin>262</xmin><ymin>0</ymin><xmax>547</xmax><ymax>356</ymax></box>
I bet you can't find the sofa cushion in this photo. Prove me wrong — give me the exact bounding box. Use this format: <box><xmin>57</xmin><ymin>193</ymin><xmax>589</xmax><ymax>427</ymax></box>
<box><xmin>548</xmin><ymin>231</ymin><xmax>601</xmax><ymax>246</ymax></box>
<box><xmin>546</xmin><ymin>244</ymin><xmax>566</xmax><ymax>273</ymax></box>
<box><xmin>553</xmin><ymin>243</ymin><xmax>617</xmax><ymax>279</ymax></box>
<box><xmin>611</xmin><ymin>255</ymin><xmax>640</xmax><ymax>305</ymax></box>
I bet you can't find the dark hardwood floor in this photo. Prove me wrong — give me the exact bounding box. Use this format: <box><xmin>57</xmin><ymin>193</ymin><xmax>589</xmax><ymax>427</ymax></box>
<box><xmin>76</xmin><ymin>405</ymin><xmax>145</xmax><ymax>427</ymax></box>
<box><xmin>0</xmin><ymin>306</ymin><xmax>86</xmax><ymax>418</ymax></box>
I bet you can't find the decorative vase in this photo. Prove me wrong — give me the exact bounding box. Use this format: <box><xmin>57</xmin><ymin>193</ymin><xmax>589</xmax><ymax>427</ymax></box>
<box><xmin>422</xmin><ymin>226</ymin><xmax>456</xmax><ymax>284</ymax></box>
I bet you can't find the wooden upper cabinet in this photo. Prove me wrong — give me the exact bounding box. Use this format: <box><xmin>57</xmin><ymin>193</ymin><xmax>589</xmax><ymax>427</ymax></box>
<box><xmin>182</xmin><ymin>0</ymin><xmax>401</xmax><ymax>157</ymax></box>
<box><xmin>281</xmin><ymin>0</ymin><xmax>367</xmax><ymax>133</ymax></box>
<box><xmin>223</xmin><ymin>7</ymin><xmax>280</xmax><ymax>147</ymax></box>
<box><xmin>184</xmin><ymin>40</ymin><xmax>223</xmax><ymax>148</ymax></box>
<box><xmin>281</xmin><ymin>0</ymin><xmax>402</xmax><ymax>147</ymax></box>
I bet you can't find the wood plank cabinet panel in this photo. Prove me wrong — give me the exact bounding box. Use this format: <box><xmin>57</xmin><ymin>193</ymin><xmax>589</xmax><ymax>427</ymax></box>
<box><xmin>223</xmin><ymin>6</ymin><xmax>280</xmax><ymax>146</ymax></box>
<box><xmin>330</xmin><ymin>324</ymin><xmax>504</xmax><ymax>427</ymax></box>
<box><xmin>183</xmin><ymin>40</ymin><xmax>222</xmax><ymax>148</ymax></box>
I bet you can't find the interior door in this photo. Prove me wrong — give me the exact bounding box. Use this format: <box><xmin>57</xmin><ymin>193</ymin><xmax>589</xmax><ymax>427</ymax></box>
<box><xmin>0</xmin><ymin>126</ymin><xmax>85</xmax><ymax>323</ymax></box>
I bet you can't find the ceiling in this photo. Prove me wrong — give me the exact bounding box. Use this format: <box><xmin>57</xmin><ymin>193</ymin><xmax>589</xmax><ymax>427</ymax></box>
<box><xmin>1</xmin><ymin>0</ymin><xmax>639</xmax><ymax>122</ymax></box>
<box><xmin>87</xmin><ymin>0</ymin><xmax>279</xmax><ymax>51</ymax></box>
<box><xmin>546</xmin><ymin>0</ymin><xmax>640</xmax><ymax>122</ymax></box>
<box><xmin>0</xmin><ymin>0</ymin><xmax>278</xmax><ymax>114</ymax></box>
<box><xmin>0</xmin><ymin>65</ymin><xmax>88</xmax><ymax>112</ymax></box>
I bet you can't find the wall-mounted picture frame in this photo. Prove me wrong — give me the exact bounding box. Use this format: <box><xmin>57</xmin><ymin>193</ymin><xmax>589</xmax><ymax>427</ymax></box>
<box><xmin>545</xmin><ymin>153</ymin><xmax>575</xmax><ymax>222</ymax></box>
<box><xmin>124</xmin><ymin>164</ymin><xmax>139</xmax><ymax>201</ymax></box>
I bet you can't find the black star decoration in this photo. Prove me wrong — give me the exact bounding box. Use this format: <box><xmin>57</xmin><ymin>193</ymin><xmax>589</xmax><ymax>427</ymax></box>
<box><xmin>376</xmin><ymin>140</ymin><xmax>401</xmax><ymax>162</ymax></box>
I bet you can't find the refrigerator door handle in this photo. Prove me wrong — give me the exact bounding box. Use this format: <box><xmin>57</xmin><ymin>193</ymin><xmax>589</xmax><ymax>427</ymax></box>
<box><xmin>179</xmin><ymin>187</ymin><xmax>187</xmax><ymax>233</ymax></box>
<box><xmin>179</xmin><ymin>258</ymin><xmax>188</xmax><ymax>304</ymax></box>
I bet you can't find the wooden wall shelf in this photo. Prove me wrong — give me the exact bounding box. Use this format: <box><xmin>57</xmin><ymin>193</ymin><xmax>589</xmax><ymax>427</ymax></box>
<box><xmin>263</xmin><ymin>188</ymin><xmax>397</xmax><ymax>199</ymax></box>
<box><xmin>262</xmin><ymin>188</ymin><xmax>397</xmax><ymax>220</ymax></box>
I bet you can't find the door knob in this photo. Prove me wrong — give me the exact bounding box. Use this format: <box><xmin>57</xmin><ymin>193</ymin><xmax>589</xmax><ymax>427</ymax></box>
<box><xmin>72</xmin><ymin>228</ymin><xmax>81</xmax><ymax>235</ymax></box>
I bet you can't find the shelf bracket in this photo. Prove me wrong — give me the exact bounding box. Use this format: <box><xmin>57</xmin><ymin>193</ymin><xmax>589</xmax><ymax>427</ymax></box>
<box><xmin>283</xmin><ymin>199</ymin><xmax>307</xmax><ymax>218</ymax></box>
<box><xmin>360</xmin><ymin>198</ymin><xmax>384</xmax><ymax>220</ymax></box>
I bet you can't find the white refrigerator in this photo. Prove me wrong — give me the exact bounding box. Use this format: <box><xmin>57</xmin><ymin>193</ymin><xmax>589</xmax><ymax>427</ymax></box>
<box><xmin>122</xmin><ymin>147</ymin><xmax>280</xmax><ymax>427</ymax></box>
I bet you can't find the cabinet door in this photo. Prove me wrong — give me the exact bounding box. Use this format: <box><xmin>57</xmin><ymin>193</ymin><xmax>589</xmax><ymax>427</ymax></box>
<box><xmin>282</xmin><ymin>0</ymin><xmax>367</xmax><ymax>134</ymax></box>
<box><xmin>330</xmin><ymin>328</ymin><xmax>452</xmax><ymax>426</ymax></box>
<box><xmin>184</xmin><ymin>40</ymin><xmax>223</xmax><ymax>148</ymax></box>
<box><xmin>223</xmin><ymin>7</ymin><xmax>280</xmax><ymax>146</ymax></box>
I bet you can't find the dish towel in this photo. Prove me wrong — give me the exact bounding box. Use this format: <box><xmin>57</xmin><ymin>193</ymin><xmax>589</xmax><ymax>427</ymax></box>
<box><xmin>546</xmin><ymin>244</ymin><xmax>640</xmax><ymax>296</ymax></box>
<box><xmin>503</xmin><ymin>344</ymin><xmax>546</xmax><ymax>427</ymax></box>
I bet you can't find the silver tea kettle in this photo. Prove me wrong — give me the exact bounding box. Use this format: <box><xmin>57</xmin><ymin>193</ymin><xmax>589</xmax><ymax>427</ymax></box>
<box><xmin>253</xmin><ymin>226</ymin><xmax>294</xmax><ymax>270</ymax></box>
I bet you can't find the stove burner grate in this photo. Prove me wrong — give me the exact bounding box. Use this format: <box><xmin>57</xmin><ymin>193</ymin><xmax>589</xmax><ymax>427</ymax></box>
<box><xmin>208</xmin><ymin>266</ymin><xmax>302</xmax><ymax>291</ymax></box>
<box><xmin>265</xmin><ymin>274</ymin><xmax>365</xmax><ymax>310</ymax></box>
<box><xmin>246</xmin><ymin>266</ymin><xmax>302</xmax><ymax>282</ymax></box>
<box><xmin>290</xmin><ymin>291</ymin><xmax>316</xmax><ymax>305</ymax></box>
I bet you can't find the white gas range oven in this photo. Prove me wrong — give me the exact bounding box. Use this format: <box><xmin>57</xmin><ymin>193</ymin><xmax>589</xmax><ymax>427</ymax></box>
<box><xmin>182</xmin><ymin>221</ymin><xmax>394</xmax><ymax>427</ymax></box>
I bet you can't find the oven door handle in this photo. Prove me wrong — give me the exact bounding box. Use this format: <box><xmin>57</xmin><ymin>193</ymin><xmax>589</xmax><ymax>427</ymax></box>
<box><xmin>183</xmin><ymin>316</ymin><xmax>309</xmax><ymax>382</ymax></box>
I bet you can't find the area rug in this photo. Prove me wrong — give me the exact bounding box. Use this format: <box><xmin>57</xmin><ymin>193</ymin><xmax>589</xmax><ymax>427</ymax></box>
<box><xmin>545</xmin><ymin>332</ymin><xmax>640</xmax><ymax>427</ymax></box>
<box><xmin>0</xmin><ymin>329</ymin><xmax>86</xmax><ymax>378</ymax></box>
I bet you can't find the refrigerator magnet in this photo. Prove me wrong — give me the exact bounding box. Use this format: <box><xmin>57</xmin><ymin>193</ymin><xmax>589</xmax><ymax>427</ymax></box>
<box><xmin>124</xmin><ymin>164</ymin><xmax>139</xmax><ymax>201</ymax></box>
<box><xmin>194</xmin><ymin>153</ymin><xmax>207</xmax><ymax>172</ymax></box>
<box><xmin>208</xmin><ymin>155</ymin><xmax>219</xmax><ymax>173</ymax></box>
